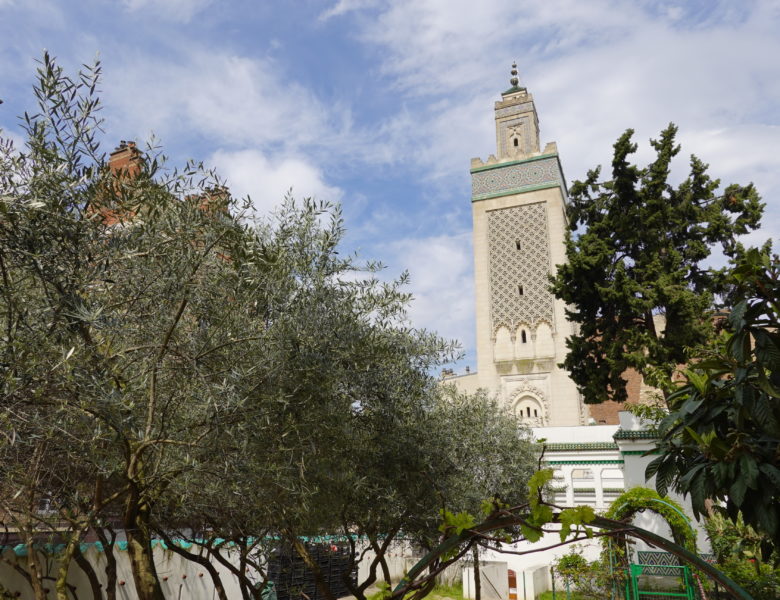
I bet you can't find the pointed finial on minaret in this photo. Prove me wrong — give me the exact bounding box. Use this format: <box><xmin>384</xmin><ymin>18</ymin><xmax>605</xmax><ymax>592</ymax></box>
<box><xmin>510</xmin><ymin>62</ymin><xmax>519</xmax><ymax>87</ymax></box>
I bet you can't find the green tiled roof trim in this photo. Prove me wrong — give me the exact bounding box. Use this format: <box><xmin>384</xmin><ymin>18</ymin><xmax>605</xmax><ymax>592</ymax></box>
<box><xmin>621</xmin><ymin>449</ymin><xmax>661</xmax><ymax>455</ymax></box>
<box><xmin>546</xmin><ymin>459</ymin><xmax>624</xmax><ymax>465</ymax></box>
<box><xmin>543</xmin><ymin>442</ymin><xmax>619</xmax><ymax>451</ymax></box>
<box><xmin>613</xmin><ymin>429</ymin><xmax>660</xmax><ymax>440</ymax></box>
<box><xmin>0</xmin><ymin>534</ymin><xmax>359</xmax><ymax>557</ymax></box>
<box><xmin>472</xmin><ymin>181</ymin><xmax>561</xmax><ymax>202</ymax></box>
<box><xmin>470</xmin><ymin>152</ymin><xmax>559</xmax><ymax>174</ymax></box>
<box><xmin>503</xmin><ymin>85</ymin><xmax>527</xmax><ymax>94</ymax></box>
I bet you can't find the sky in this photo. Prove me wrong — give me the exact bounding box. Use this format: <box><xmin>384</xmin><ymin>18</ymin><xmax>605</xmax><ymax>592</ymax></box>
<box><xmin>1</xmin><ymin>0</ymin><xmax>778</xmax><ymax>371</ymax></box>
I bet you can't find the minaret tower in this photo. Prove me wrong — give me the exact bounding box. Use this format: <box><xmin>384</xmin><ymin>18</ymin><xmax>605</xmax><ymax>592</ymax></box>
<box><xmin>469</xmin><ymin>64</ymin><xmax>583</xmax><ymax>426</ymax></box>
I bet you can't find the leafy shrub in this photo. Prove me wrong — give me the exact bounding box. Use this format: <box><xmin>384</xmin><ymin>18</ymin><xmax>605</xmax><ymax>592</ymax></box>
<box><xmin>553</xmin><ymin>548</ymin><xmax>624</xmax><ymax>600</ymax></box>
<box><xmin>705</xmin><ymin>511</ymin><xmax>780</xmax><ymax>600</ymax></box>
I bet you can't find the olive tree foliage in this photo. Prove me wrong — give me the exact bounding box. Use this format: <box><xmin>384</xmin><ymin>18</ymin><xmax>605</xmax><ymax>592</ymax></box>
<box><xmin>311</xmin><ymin>387</ymin><xmax>536</xmax><ymax>600</ymax></box>
<box><xmin>649</xmin><ymin>247</ymin><xmax>780</xmax><ymax>545</ymax></box>
<box><xmin>156</xmin><ymin>346</ymin><xmax>537</xmax><ymax>600</ymax></box>
<box><xmin>150</xmin><ymin>201</ymin><xmax>472</xmax><ymax>600</ymax></box>
<box><xmin>0</xmin><ymin>53</ymin><xmax>286</xmax><ymax>600</ymax></box>
<box><xmin>551</xmin><ymin>125</ymin><xmax>763</xmax><ymax>403</ymax></box>
<box><xmin>1</xmin><ymin>54</ymin><xmax>538</xmax><ymax>600</ymax></box>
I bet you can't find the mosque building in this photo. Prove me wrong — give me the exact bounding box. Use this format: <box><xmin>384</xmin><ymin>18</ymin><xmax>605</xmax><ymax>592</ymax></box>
<box><xmin>443</xmin><ymin>64</ymin><xmax>707</xmax><ymax>535</ymax></box>
<box><xmin>444</xmin><ymin>64</ymin><xmax>637</xmax><ymax>428</ymax></box>
<box><xmin>442</xmin><ymin>68</ymin><xmax>711</xmax><ymax>599</ymax></box>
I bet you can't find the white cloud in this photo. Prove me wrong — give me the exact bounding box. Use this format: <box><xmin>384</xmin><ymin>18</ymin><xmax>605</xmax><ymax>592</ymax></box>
<box><xmin>312</xmin><ymin>0</ymin><xmax>780</xmax><ymax>354</ymax></box>
<box><xmin>106</xmin><ymin>49</ymin><xmax>344</xmax><ymax>154</ymax></box>
<box><xmin>318</xmin><ymin>0</ymin><xmax>378</xmax><ymax>22</ymax></box>
<box><xmin>380</xmin><ymin>232</ymin><xmax>474</xmax><ymax>355</ymax></box>
<box><xmin>344</xmin><ymin>0</ymin><xmax>780</xmax><ymax>229</ymax></box>
<box><xmin>0</xmin><ymin>128</ymin><xmax>26</xmax><ymax>152</ymax></box>
<box><xmin>120</xmin><ymin>0</ymin><xmax>212</xmax><ymax>22</ymax></box>
<box><xmin>208</xmin><ymin>148</ymin><xmax>343</xmax><ymax>215</ymax></box>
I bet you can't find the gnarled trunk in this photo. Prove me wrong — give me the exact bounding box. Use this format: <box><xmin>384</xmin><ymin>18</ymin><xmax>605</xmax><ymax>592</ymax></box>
<box><xmin>55</xmin><ymin>530</ymin><xmax>82</xmax><ymax>600</ymax></box>
<box><xmin>95</xmin><ymin>526</ymin><xmax>118</xmax><ymax>600</ymax></box>
<box><xmin>25</xmin><ymin>539</ymin><xmax>47</xmax><ymax>600</ymax></box>
<box><xmin>156</xmin><ymin>530</ymin><xmax>229</xmax><ymax>600</ymax></box>
<box><xmin>209</xmin><ymin>542</ymin><xmax>265</xmax><ymax>600</ymax></box>
<box><xmin>124</xmin><ymin>490</ymin><xmax>164</xmax><ymax>600</ymax></box>
<box><xmin>290</xmin><ymin>536</ymin><xmax>337</xmax><ymax>600</ymax></box>
<box><xmin>74</xmin><ymin>542</ymin><xmax>102</xmax><ymax>600</ymax></box>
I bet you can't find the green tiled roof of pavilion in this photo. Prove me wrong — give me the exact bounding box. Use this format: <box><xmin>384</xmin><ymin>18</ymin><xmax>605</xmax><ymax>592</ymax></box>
<box><xmin>541</xmin><ymin>441</ymin><xmax>619</xmax><ymax>451</ymax></box>
<box><xmin>613</xmin><ymin>429</ymin><xmax>660</xmax><ymax>440</ymax></box>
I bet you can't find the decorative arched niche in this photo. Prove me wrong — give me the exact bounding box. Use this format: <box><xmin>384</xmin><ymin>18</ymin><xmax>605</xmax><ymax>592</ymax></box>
<box><xmin>510</xmin><ymin>382</ymin><xmax>547</xmax><ymax>426</ymax></box>
<box><xmin>534</xmin><ymin>321</ymin><xmax>555</xmax><ymax>357</ymax></box>
<box><xmin>493</xmin><ymin>326</ymin><xmax>514</xmax><ymax>362</ymax></box>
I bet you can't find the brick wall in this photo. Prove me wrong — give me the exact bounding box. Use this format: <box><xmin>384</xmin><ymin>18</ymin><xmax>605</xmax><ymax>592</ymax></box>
<box><xmin>587</xmin><ymin>367</ymin><xmax>643</xmax><ymax>424</ymax></box>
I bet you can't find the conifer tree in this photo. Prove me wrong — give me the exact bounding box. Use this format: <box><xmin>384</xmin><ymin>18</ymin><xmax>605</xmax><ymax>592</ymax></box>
<box><xmin>551</xmin><ymin>124</ymin><xmax>763</xmax><ymax>403</ymax></box>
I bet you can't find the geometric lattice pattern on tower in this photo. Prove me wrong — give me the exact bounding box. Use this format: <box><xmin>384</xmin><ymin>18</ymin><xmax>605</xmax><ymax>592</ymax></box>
<box><xmin>487</xmin><ymin>202</ymin><xmax>554</xmax><ymax>333</ymax></box>
<box><xmin>471</xmin><ymin>156</ymin><xmax>561</xmax><ymax>199</ymax></box>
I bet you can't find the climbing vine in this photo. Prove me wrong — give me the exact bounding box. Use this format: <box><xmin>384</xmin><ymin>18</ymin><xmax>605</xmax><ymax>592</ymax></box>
<box><xmin>605</xmin><ymin>487</ymin><xmax>696</xmax><ymax>552</ymax></box>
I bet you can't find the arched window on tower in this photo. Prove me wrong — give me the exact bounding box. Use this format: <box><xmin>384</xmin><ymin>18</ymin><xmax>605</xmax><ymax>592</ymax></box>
<box><xmin>513</xmin><ymin>138</ymin><xmax>519</xmax><ymax>147</ymax></box>
<box><xmin>521</xmin><ymin>330</ymin><xmax>527</xmax><ymax>344</ymax></box>
<box><xmin>514</xmin><ymin>396</ymin><xmax>544</xmax><ymax>426</ymax></box>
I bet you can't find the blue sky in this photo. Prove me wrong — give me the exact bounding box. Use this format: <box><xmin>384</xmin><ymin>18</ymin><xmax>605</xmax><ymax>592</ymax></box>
<box><xmin>1</xmin><ymin>0</ymin><xmax>778</xmax><ymax>371</ymax></box>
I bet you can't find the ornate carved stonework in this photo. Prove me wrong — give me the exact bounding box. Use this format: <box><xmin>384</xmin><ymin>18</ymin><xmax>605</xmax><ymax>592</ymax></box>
<box><xmin>495</xmin><ymin>103</ymin><xmax>534</xmax><ymax>118</ymax></box>
<box><xmin>511</xmin><ymin>379</ymin><xmax>545</xmax><ymax>399</ymax></box>
<box><xmin>498</xmin><ymin>117</ymin><xmax>533</xmax><ymax>156</ymax></box>
<box><xmin>487</xmin><ymin>202</ymin><xmax>554</xmax><ymax>332</ymax></box>
<box><xmin>509</xmin><ymin>380</ymin><xmax>549</xmax><ymax>426</ymax></box>
<box><xmin>471</xmin><ymin>156</ymin><xmax>562</xmax><ymax>199</ymax></box>
<box><xmin>494</xmin><ymin>94</ymin><xmax>531</xmax><ymax>109</ymax></box>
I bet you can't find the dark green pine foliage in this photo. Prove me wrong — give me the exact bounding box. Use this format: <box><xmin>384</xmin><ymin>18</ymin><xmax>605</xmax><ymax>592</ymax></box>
<box><xmin>552</xmin><ymin>124</ymin><xmax>763</xmax><ymax>403</ymax></box>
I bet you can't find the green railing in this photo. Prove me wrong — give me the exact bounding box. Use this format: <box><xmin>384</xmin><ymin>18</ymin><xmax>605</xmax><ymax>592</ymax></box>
<box><xmin>627</xmin><ymin>564</ymin><xmax>695</xmax><ymax>600</ymax></box>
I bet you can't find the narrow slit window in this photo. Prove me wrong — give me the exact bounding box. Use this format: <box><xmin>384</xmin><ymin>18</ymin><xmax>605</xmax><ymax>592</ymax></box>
<box><xmin>515</xmin><ymin>239</ymin><xmax>522</xmax><ymax>251</ymax></box>
<box><xmin>521</xmin><ymin>330</ymin><xmax>527</xmax><ymax>344</ymax></box>
<box><xmin>534</xmin><ymin>409</ymin><xmax>538</xmax><ymax>417</ymax></box>
<box><xmin>526</xmin><ymin>407</ymin><xmax>531</xmax><ymax>417</ymax></box>
<box><xmin>513</xmin><ymin>138</ymin><xmax>519</xmax><ymax>147</ymax></box>
<box><xmin>518</xmin><ymin>285</ymin><xmax>524</xmax><ymax>296</ymax></box>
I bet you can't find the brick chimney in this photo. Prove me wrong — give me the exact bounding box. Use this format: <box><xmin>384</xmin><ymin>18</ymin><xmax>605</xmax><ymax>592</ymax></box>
<box><xmin>109</xmin><ymin>140</ymin><xmax>141</xmax><ymax>178</ymax></box>
<box><xmin>91</xmin><ymin>141</ymin><xmax>143</xmax><ymax>226</ymax></box>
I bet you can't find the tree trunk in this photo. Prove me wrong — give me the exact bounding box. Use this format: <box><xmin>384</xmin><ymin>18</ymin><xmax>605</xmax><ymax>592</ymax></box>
<box><xmin>372</xmin><ymin>541</ymin><xmax>391</xmax><ymax>586</ymax></box>
<box><xmin>124</xmin><ymin>492</ymin><xmax>164</xmax><ymax>600</ymax></box>
<box><xmin>290</xmin><ymin>536</ymin><xmax>337</xmax><ymax>600</ymax></box>
<box><xmin>472</xmin><ymin>545</ymin><xmax>481</xmax><ymax>600</ymax></box>
<box><xmin>73</xmin><ymin>543</ymin><xmax>102</xmax><ymax>600</ymax></box>
<box><xmin>95</xmin><ymin>526</ymin><xmax>118</xmax><ymax>600</ymax></box>
<box><xmin>157</xmin><ymin>531</ymin><xmax>229</xmax><ymax>600</ymax></box>
<box><xmin>3</xmin><ymin>541</ymin><xmax>46</xmax><ymax>600</ymax></box>
<box><xmin>55</xmin><ymin>529</ymin><xmax>83</xmax><ymax>600</ymax></box>
<box><xmin>209</xmin><ymin>543</ymin><xmax>264</xmax><ymax>600</ymax></box>
<box><xmin>25</xmin><ymin>537</ymin><xmax>47</xmax><ymax>600</ymax></box>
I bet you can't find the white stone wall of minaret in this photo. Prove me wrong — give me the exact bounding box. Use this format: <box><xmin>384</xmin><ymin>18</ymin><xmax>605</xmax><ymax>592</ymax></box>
<box><xmin>455</xmin><ymin>64</ymin><xmax>583</xmax><ymax>427</ymax></box>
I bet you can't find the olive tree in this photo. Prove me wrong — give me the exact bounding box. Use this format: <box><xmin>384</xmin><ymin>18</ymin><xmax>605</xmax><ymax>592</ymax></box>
<box><xmin>3</xmin><ymin>54</ymin><xmax>538</xmax><ymax>600</ymax></box>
